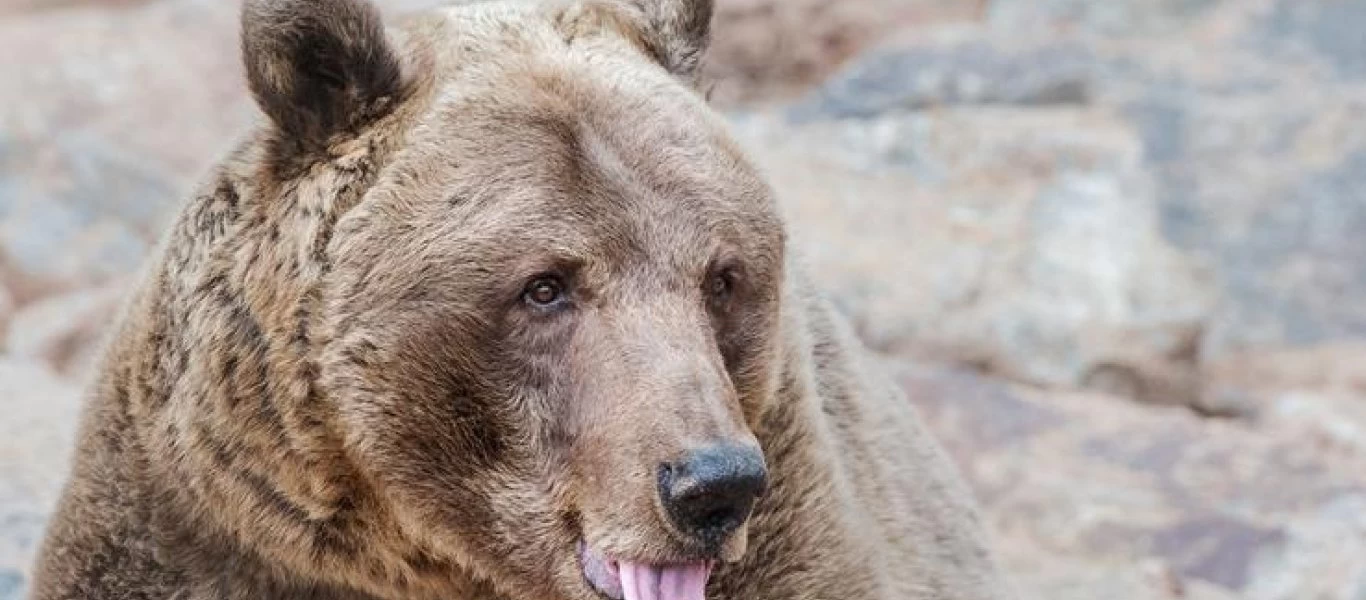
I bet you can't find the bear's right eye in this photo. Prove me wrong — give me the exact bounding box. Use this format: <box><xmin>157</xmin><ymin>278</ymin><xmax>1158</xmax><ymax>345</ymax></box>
<box><xmin>523</xmin><ymin>276</ymin><xmax>566</xmax><ymax>308</ymax></box>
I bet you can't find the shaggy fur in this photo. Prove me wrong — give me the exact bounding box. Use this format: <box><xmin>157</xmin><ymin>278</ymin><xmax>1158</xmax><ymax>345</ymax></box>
<box><xmin>29</xmin><ymin>0</ymin><xmax>1011</xmax><ymax>598</ymax></box>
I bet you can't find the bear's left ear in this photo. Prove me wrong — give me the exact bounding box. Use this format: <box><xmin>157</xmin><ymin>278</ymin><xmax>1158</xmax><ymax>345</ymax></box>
<box><xmin>241</xmin><ymin>0</ymin><xmax>409</xmax><ymax>152</ymax></box>
<box><xmin>631</xmin><ymin>0</ymin><xmax>714</xmax><ymax>80</ymax></box>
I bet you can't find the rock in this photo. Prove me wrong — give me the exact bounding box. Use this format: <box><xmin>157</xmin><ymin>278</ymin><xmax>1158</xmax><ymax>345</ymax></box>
<box><xmin>1201</xmin><ymin>147</ymin><xmax>1366</xmax><ymax>356</ymax></box>
<box><xmin>1036</xmin><ymin>0</ymin><xmax>1366</xmax><ymax>361</ymax></box>
<box><xmin>705</xmin><ymin>0</ymin><xmax>980</xmax><ymax>105</ymax></box>
<box><xmin>0</xmin><ymin>0</ymin><xmax>247</xmax><ymax>293</ymax></box>
<box><xmin>0</xmin><ymin>283</ymin><xmax>12</xmax><ymax>342</ymax></box>
<box><xmin>0</xmin><ymin>0</ymin><xmax>152</xmax><ymax>16</ymax></box>
<box><xmin>732</xmin><ymin>107</ymin><xmax>1215</xmax><ymax>398</ymax></box>
<box><xmin>4</xmin><ymin>282</ymin><xmax>127</xmax><ymax>377</ymax></box>
<box><xmin>895</xmin><ymin>360</ymin><xmax>1366</xmax><ymax>600</ymax></box>
<box><xmin>0</xmin><ymin>360</ymin><xmax>82</xmax><ymax>600</ymax></box>
<box><xmin>757</xmin><ymin>0</ymin><xmax>1366</xmax><ymax>398</ymax></box>
<box><xmin>986</xmin><ymin>0</ymin><xmax>1225</xmax><ymax>36</ymax></box>
<box><xmin>1115</xmin><ymin>79</ymin><xmax>1366</xmax><ymax>360</ymax></box>
<box><xmin>788</xmin><ymin>37</ymin><xmax>1096</xmax><ymax>121</ymax></box>
<box><xmin>1200</xmin><ymin>343</ymin><xmax>1366</xmax><ymax>455</ymax></box>
<box><xmin>0</xmin><ymin>570</ymin><xmax>21</xmax><ymax>600</ymax></box>
<box><xmin>1205</xmin><ymin>343</ymin><xmax>1366</xmax><ymax>395</ymax></box>
<box><xmin>1257</xmin><ymin>0</ymin><xmax>1366</xmax><ymax>79</ymax></box>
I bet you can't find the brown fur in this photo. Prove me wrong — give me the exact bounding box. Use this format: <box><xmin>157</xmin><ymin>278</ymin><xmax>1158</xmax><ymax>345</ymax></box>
<box><xmin>29</xmin><ymin>0</ymin><xmax>1011</xmax><ymax>598</ymax></box>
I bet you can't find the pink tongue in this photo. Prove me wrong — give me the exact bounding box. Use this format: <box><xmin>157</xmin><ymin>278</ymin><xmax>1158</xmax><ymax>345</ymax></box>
<box><xmin>617</xmin><ymin>561</ymin><xmax>711</xmax><ymax>600</ymax></box>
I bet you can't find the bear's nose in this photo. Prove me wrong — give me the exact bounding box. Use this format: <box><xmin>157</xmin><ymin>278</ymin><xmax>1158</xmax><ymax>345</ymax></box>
<box><xmin>658</xmin><ymin>444</ymin><xmax>767</xmax><ymax>545</ymax></box>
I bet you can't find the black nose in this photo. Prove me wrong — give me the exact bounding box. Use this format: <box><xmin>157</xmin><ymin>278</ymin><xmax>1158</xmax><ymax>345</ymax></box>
<box><xmin>658</xmin><ymin>444</ymin><xmax>767</xmax><ymax>544</ymax></box>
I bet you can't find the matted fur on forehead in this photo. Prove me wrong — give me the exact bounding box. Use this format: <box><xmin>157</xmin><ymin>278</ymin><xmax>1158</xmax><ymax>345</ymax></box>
<box><xmin>353</xmin><ymin>91</ymin><xmax>782</xmax><ymax>289</ymax></box>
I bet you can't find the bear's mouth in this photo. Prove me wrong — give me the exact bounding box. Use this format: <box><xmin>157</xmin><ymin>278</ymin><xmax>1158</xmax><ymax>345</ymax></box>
<box><xmin>578</xmin><ymin>541</ymin><xmax>713</xmax><ymax>600</ymax></box>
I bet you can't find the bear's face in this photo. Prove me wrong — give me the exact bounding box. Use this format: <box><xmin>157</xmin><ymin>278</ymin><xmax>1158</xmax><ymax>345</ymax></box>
<box><xmin>253</xmin><ymin>1</ymin><xmax>784</xmax><ymax>598</ymax></box>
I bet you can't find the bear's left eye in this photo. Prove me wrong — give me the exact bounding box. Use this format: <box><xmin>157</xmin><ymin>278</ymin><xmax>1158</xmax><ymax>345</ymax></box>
<box><xmin>523</xmin><ymin>276</ymin><xmax>566</xmax><ymax>307</ymax></box>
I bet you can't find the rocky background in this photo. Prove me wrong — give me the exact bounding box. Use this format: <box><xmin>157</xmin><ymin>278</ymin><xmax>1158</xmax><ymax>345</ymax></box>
<box><xmin>3</xmin><ymin>0</ymin><xmax>1366</xmax><ymax>598</ymax></box>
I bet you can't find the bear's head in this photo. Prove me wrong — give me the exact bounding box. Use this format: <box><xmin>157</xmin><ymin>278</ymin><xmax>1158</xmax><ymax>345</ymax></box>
<box><xmin>239</xmin><ymin>0</ymin><xmax>785</xmax><ymax>598</ymax></box>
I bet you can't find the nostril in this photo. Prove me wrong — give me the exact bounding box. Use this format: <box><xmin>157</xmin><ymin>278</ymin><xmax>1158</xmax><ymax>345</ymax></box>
<box><xmin>659</xmin><ymin>443</ymin><xmax>767</xmax><ymax>544</ymax></box>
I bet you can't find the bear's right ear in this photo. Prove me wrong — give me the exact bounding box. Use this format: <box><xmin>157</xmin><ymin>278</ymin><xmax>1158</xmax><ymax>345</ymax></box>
<box><xmin>241</xmin><ymin>0</ymin><xmax>408</xmax><ymax>152</ymax></box>
<box><xmin>631</xmin><ymin>0</ymin><xmax>713</xmax><ymax>80</ymax></box>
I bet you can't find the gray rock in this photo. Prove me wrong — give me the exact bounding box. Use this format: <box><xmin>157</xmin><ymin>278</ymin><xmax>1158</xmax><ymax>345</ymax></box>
<box><xmin>734</xmin><ymin>108</ymin><xmax>1215</xmax><ymax>398</ymax></box>
<box><xmin>987</xmin><ymin>0</ymin><xmax>1224</xmax><ymax>36</ymax></box>
<box><xmin>1207</xmin><ymin>149</ymin><xmax>1366</xmax><ymax>353</ymax></box>
<box><xmin>4</xmin><ymin>282</ymin><xmax>126</xmax><ymax>376</ymax></box>
<box><xmin>788</xmin><ymin>39</ymin><xmax>1096</xmax><ymax>121</ymax></box>
<box><xmin>778</xmin><ymin>0</ymin><xmax>1366</xmax><ymax>369</ymax></box>
<box><xmin>896</xmin><ymin>361</ymin><xmax>1366</xmax><ymax>600</ymax></box>
<box><xmin>0</xmin><ymin>360</ymin><xmax>80</xmax><ymax>598</ymax></box>
<box><xmin>1112</xmin><ymin>71</ymin><xmax>1366</xmax><ymax>359</ymax></box>
<box><xmin>0</xmin><ymin>569</ymin><xmax>22</xmax><ymax>600</ymax></box>
<box><xmin>776</xmin><ymin>0</ymin><xmax>1366</xmax><ymax>368</ymax></box>
<box><xmin>0</xmin><ymin>283</ymin><xmax>11</xmax><ymax>341</ymax></box>
<box><xmin>702</xmin><ymin>0</ymin><xmax>975</xmax><ymax>105</ymax></box>
<box><xmin>1257</xmin><ymin>0</ymin><xmax>1366</xmax><ymax>79</ymax></box>
<box><xmin>1151</xmin><ymin>515</ymin><xmax>1286</xmax><ymax>590</ymax></box>
<box><xmin>0</xmin><ymin>0</ymin><xmax>244</xmax><ymax>293</ymax></box>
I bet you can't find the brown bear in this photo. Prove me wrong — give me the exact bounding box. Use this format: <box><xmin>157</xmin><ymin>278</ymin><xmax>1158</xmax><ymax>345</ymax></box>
<box><xmin>29</xmin><ymin>0</ymin><xmax>1012</xmax><ymax>598</ymax></box>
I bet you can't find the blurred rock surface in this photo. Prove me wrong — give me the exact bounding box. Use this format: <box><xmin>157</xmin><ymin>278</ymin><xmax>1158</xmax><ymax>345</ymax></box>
<box><xmin>4</xmin><ymin>282</ymin><xmax>127</xmax><ymax>377</ymax></box>
<box><xmin>0</xmin><ymin>361</ymin><xmax>80</xmax><ymax>600</ymax></box>
<box><xmin>736</xmin><ymin>107</ymin><xmax>1217</xmax><ymax>403</ymax></box>
<box><xmin>3</xmin><ymin>0</ymin><xmax>1366</xmax><ymax>599</ymax></box>
<box><xmin>899</xmin><ymin>361</ymin><xmax>1366</xmax><ymax>600</ymax></box>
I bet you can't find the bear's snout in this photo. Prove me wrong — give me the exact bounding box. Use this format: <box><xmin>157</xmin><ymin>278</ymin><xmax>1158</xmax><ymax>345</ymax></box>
<box><xmin>658</xmin><ymin>444</ymin><xmax>767</xmax><ymax>547</ymax></box>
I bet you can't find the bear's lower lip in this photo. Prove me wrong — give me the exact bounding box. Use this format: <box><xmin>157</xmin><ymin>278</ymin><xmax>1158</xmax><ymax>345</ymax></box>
<box><xmin>579</xmin><ymin>541</ymin><xmax>623</xmax><ymax>600</ymax></box>
<box><xmin>578</xmin><ymin>541</ymin><xmax>713</xmax><ymax>600</ymax></box>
